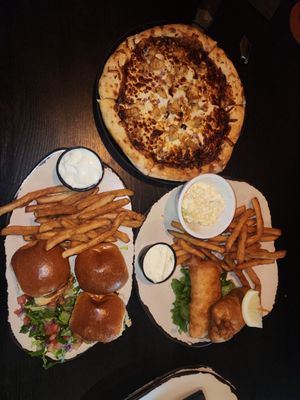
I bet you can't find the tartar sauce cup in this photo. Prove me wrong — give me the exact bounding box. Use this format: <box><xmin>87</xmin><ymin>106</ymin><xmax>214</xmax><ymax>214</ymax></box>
<box><xmin>177</xmin><ymin>174</ymin><xmax>236</xmax><ymax>239</ymax></box>
<box><xmin>56</xmin><ymin>146</ymin><xmax>104</xmax><ymax>191</ymax></box>
<box><xmin>138</xmin><ymin>242</ymin><xmax>177</xmax><ymax>284</ymax></box>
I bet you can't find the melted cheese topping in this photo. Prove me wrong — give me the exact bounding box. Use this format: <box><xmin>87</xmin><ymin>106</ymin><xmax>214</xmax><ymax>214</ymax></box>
<box><xmin>117</xmin><ymin>36</ymin><xmax>232</xmax><ymax>168</ymax></box>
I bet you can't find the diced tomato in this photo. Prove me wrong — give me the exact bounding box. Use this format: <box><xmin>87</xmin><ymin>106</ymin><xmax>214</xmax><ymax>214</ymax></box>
<box><xmin>47</xmin><ymin>338</ymin><xmax>62</xmax><ymax>352</ymax></box>
<box><xmin>17</xmin><ymin>295</ymin><xmax>27</xmax><ymax>306</ymax></box>
<box><xmin>63</xmin><ymin>336</ymin><xmax>70</xmax><ymax>341</ymax></box>
<box><xmin>44</xmin><ymin>321</ymin><xmax>60</xmax><ymax>336</ymax></box>
<box><xmin>23</xmin><ymin>316</ymin><xmax>31</xmax><ymax>325</ymax></box>
<box><xmin>47</xmin><ymin>301</ymin><xmax>57</xmax><ymax>309</ymax></box>
<box><xmin>14</xmin><ymin>308</ymin><xmax>23</xmax><ymax>317</ymax></box>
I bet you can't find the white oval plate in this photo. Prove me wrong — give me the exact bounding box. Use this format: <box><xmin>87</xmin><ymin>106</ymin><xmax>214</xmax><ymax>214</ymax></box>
<box><xmin>5</xmin><ymin>149</ymin><xmax>134</xmax><ymax>359</ymax></box>
<box><xmin>125</xmin><ymin>366</ymin><xmax>237</xmax><ymax>400</ymax></box>
<box><xmin>134</xmin><ymin>180</ymin><xmax>278</xmax><ymax>346</ymax></box>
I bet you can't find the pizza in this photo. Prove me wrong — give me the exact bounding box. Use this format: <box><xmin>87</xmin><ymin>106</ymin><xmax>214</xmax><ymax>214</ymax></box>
<box><xmin>98</xmin><ymin>24</ymin><xmax>245</xmax><ymax>181</ymax></box>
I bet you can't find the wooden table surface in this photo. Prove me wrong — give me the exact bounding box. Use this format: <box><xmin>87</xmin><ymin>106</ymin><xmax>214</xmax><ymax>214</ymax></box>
<box><xmin>1</xmin><ymin>1</ymin><xmax>299</xmax><ymax>399</ymax></box>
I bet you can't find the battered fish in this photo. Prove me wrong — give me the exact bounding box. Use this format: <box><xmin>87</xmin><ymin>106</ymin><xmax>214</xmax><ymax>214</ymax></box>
<box><xmin>189</xmin><ymin>258</ymin><xmax>221</xmax><ymax>338</ymax></box>
<box><xmin>209</xmin><ymin>286</ymin><xmax>248</xmax><ymax>343</ymax></box>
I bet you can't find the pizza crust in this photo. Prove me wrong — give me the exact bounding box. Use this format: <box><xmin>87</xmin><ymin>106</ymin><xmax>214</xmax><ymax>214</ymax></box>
<box><xmin>208</xmin><ymin>47</ymin><xmax>245</xmax><ymax>107</ymax></box>
<box><xmin>217</xmin><ymin>105</ymin><xmax>245</xmax><ymax>169</ymax></box>
<box><xmin>98</xmin><ymin>41</ymin><xmax>131</xmax><ymax>100</ymax></box>
<box><xmin>99</xmin><ymin>99</ymin><xmax>154</xmax><ymax>175</ymax></box>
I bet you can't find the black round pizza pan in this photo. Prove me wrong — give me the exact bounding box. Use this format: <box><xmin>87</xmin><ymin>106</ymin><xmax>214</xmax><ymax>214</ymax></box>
<box><xmin>92</xmin><ymin>20</ymin><xmax>188</xmax><ymax>187</ymax></box>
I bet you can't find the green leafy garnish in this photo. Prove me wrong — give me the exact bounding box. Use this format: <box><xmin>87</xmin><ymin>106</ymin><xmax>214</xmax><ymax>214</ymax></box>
<box><xmin>171</xmin><ymin>267</ymin><xmax>191</xmax><ymax>333</ymax></box>
<box><xmin>220</xmin><ymin>272</ymin><xmax>235</xmax><ymax>297</ymax></box>
<box><xmin>18</xmin><ymin>280</ymin><xmax>80</xmax><ymax>369</ymax></box>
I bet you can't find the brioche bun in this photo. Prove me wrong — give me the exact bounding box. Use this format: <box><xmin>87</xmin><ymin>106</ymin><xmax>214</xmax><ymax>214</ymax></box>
<box><xmin>11</xmin><ymin>240</ymin><xmax>70</xmax><ymax>297</ymax></box>
<box><xmin>69</xmin><ymin>292</ymin><xmax>126</xmax><ymax>342</ymax></box>
<box><xmin>75</xmin><ymin>243</ymin><xmax>129</xmax><ymax>294</ymax></box>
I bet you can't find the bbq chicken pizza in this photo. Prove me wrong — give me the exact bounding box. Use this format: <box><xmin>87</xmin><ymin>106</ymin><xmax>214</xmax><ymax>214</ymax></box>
<box><xmin>98</xmin><ymin>24</ymin><xmax>245</xmax><ymax>181</ymax></box>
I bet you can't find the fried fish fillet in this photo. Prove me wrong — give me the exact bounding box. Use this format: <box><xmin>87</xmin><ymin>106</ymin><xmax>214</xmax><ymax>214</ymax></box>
<box><xmin>208</xmin><ymin>286</ymin><xmax>248</xmax><ymax>343</ymax></box>
<box><xmin>189</xmin><ymin>258</ymin><xmax>222</xmax><ymax>338</ymax></box>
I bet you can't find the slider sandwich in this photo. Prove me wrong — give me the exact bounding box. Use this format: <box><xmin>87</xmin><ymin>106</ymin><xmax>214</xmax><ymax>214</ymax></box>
<box><xmin>70</xmin><ymin>243</ymin><xmax>130</xmax><ymax>343</ymax></box>
<box><xmin>11</xmin><ymin>240</ymin><xmax>71</xmax><ymax>305</ymax></box>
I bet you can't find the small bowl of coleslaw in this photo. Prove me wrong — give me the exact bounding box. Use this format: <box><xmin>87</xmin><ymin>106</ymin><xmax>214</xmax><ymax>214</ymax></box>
<box><xmin>177</xmin><ymin>174</ymin><xmax>236</xmax><ymax>239</ymax></box>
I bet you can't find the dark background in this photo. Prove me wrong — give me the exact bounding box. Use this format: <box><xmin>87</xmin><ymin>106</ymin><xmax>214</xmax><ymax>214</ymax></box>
<box><xmin>1</xmin><ymin>0</ymin><xmax>299</xmax><ymax>399</ymax></box>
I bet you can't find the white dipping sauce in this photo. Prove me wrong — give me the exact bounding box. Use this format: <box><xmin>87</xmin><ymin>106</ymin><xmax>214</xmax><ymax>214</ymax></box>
<box><xmin>142</xmin><ymin>244</ymin><xmax>175</xmax><ymax>283</ymax></box>
<box><xmin>58</xmin><ymin>148</ymin><xmax>103</xmax><ymax>189</ymax></box>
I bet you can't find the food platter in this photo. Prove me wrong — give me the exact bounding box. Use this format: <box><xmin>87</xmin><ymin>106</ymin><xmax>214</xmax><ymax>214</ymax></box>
<box><xmin>4</xmin><ymin>149</ymin><xmax>134</xmax><ymax>360</ymax></box>
<box><xmin>134</xmin><ymin>180</ymin><xmax>278</xmax><ymax>346</ymax></box>
<box><xmin>125</xmin><ymin>366</ymin><xmax>238</xmax><ymax>400</ymax></box>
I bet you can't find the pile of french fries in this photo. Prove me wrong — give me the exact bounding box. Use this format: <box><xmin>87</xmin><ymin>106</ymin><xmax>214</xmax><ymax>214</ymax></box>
<box><xmin>0</xmin><ymin>185</ymin><xmax>145</xmax><ymax>258</ymax></box>
<box><xmin>168</xmin><ymin>197</ymin><xmax>286</xmax><ymax>292</ymax></box>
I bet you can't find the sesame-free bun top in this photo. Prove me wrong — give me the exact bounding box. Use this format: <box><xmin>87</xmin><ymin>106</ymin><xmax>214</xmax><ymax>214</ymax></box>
<box><xmin>11</xmin><ymin>240</ymin><xmax>70</xmax><ymax>297</ymax></box>
<box><xmin>69</xmin><ymin>292</ymin><xmax>126</xmax><ymax>343</ymax></box>
<box><xmin>75</xmin><ymin>243</ymin><xmax>129</xmax><ymax>294</ymax></box>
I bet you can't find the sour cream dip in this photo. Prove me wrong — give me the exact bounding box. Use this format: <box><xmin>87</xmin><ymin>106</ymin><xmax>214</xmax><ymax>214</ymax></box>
<box><xmin>57</xmin><ymin>147</ymin><xmax>103</xmax><ymax>191</ymax></box>
<box><xmin>139</xmin><ymin>243</ymin><xmax>176</xmax><ymax>284</ymax></box>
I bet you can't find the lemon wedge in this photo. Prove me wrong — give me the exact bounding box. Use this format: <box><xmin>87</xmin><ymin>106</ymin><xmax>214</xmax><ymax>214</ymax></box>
<box><xmin>241</xmin><ymin>289</ymin><xmax>263</xmax><ymax>328</ymax></box>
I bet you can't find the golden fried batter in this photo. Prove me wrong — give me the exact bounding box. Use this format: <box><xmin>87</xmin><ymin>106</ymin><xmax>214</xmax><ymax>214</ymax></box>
<box><xmin>209</xmin><ymin>286</ymin><xmax>248</xmax><ymax>343</ymax></box>
<box><xmin>189</xmin><ymin>258</ymin><xmax>222</xmax><ymax>338</ymax></box>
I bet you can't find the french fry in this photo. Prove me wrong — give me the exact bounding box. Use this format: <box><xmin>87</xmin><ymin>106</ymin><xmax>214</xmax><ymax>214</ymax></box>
<box><xmin>207</xmin><ymin>234</ymin><xmax>228</xmax><ymax>243</ymax></box>
<box><xmin>35</xmin><ymin>217</ymin><xmax>53</xmax><ymax>224</ymax></box>
<box><xmin>233</xmin><ymin>205</ymin><xmax>246</xmax><ymax>218</ymax></box>
<box><xmin>226</xmin><ymin>208</ymin><xmax>254</xmax><ymax>252</ymax></box>
<box><xmin>115</xmin><ymin>230</ymin><xmax>130</xmax><ymax>243</ymax></box>
<box><xmin>246</xmin><ymin>267</ymin><xmax>261</xmax><ymax>292</ymax></box>
<box><xmin>168</xmin><ymin>230</ymin><xmax>225</xmax><ymax>253</ymax></box>
<box><xmin>36</xmin><ymin>231</ymin><xmax>58</xmax><ymax>240</ymax></box>
<box><xmin>178</xmin><ymin>239</ymin><xmax>206</xmax><ymax>259</ymax></box>
<box><xmin>236</xmin><ymin>258</ymin><xmax>274</xmax><ymax>270</ymax></box>
<box><xmin>176</xmin><ymin>254</ymin><xmax>191</xmax><ymax>266</ymax></box>
<box><xmin>75</xmin><ymin>193</ymin><xmax>102</xmax><ymax>210</ymax></box>
<box><xmin>34</xmin><ymin>205</ymin><xmax>77</xmax><ymax>218</ymax></box>
<box><xmin>46</xmin><ymin>218</ymin><xmax>111</xmax><ymax>250</ymax></box>
<box><xmin>78</xmin><ymin>198</ymin><xmax>130</xmax><ymax>220</ymax></box>
<box><xmin>60</xmin><ymin>218</ymin><xmax>77</xmax><ymax>229</ymax></box>
<box><xmin>245</xmin><ymin>249</ymin><xmax>286</xmax><ymax>260</ymax></box>
<box><xmin>1</xmin><ymin>225</ymin><xmax>40</xmax><ymax>235</ymax></box>
<box><xmin>61</xmin><ymin>187</ymin><xmax>99</xmax><ymax>205</ymax></box>
<box><xmin>62</xmin><ymin>213</ymin><xmax>126</xmax><ymax>258</ymax></box>
<box><xmin>223</xmin><ymin>254</ymin><xmax>236</xmax><ymax>270</ymax></box>
<box><xmin>36</xmin><ymin>192</ymin><xmax>75</xmax><ymax>204</ymax></box>
<box><xmin>25</xmin><ymin>203</ymin><xmax>55</xmax><ymax>212</ymax></box>
<box><xmin>171</xmin><ymin>220</ymin><xmax>185</xmax><ymax>232</ymax></box>
<box><xmin>245</xmin><ymin>197</ymin><xmax>264</xmax><ymax>246</ymax></box>
<box><xmin>76</xmin><ymin>194</ymin><xmax>115</xmax><ymax>215</ymax></box>
<box><xmin>175</xmin><ymin>249</ymin><xmax>188</xmax><ymax>257</ymax></box>
<box><xmin>121</xmin><ymin>219</ymin><xmax>144</xmax><ymax>228</ymax></box>
<box><xmin>236</xmin><ymin>224</ymin><xmax>247</xmax><ymax>264</ymax></box>
<box><xmin>39</xmin><ymin>220</ymin><xmax>62</xmax><ymax>233</ymax></box>
<box><xmin>235</xmin><ymin>270</ymin><xmax>251</xmax><ymax>288</ymax></box>
<box><xmin>263</xmin><ymin>227</ymin><xmax>282</xmax><ymax>236</ymax></box>
<box><xmin>98</xmin><ymin>188</ymin><xmax>134</xmax><ymax>199</ymax></box>
<box><xmin>0</xmin><ymin>185</ymin><xmax>69</xmax><ymax>216</ymax></box>
<box><xmin>70</xmin><ymin>233</ymin><xmax>89</xmax><ymax>242</ymax></box>
<box><xmin>259</xmin><ymin>234</ymin><xmax>280</xmax><ymax>242</ymax></box>
<box><xmin>199</xmin><ymin>247</ymin><xmax>221</xmax><ymax>262</ymax></box>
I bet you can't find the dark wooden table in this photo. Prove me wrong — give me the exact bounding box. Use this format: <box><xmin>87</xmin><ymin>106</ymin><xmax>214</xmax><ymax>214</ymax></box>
<box><xmin>1</xmin><ymin>1</ymin><xmax>299</xmax><ymax>399</ymax></box>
